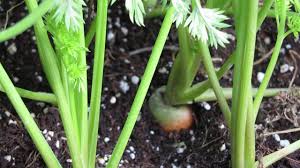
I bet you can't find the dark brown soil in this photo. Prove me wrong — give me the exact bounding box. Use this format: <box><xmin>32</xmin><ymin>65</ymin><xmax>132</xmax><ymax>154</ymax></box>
<box><xmin>0</xmin><ymin>1</ymin><xmax>300</xmax><ymax>168</ymax></box>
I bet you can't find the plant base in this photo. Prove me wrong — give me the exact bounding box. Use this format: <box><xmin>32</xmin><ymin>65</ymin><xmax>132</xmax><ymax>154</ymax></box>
<box><xmin>149</xmin><ymin>86</ymin><xmax>193</xmax><ymax>132</ymax></box>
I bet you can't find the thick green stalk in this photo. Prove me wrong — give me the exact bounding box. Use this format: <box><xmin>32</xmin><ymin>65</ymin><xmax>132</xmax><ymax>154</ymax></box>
<box><xmin>231</xmin><ymin>1</ymin><xmax>247</xmax><ymax>164</ymax></box>
<box><xmin>0</xmin><ymin>63</ymin><xmax>61</xmax><ymax>168</ymax></box>
<box><xmin>0</xmin><ymin>0</ymin><xmax>53</xmax><ymax>42</ymax></box>
<box><xmin>196</xmin><ymin>41</ymin><xmax>231</xmax><ymax>126</ymax></box>
<box><xmin>68</xmin><ymin>81</ymin><xmax>80</xmax><ymax>145</ymax></box>
<box><xmin>231</xmin><ymin>0</ymin><xmax>258</xmax><ymax>167</ymax></box>
<box><xmin>0</xmin><ymin>85</ymin><xmax>57</xmax><ymax>105</ymax></box>
<box><xmin>245</xmin><ymin>89</ymin><xmax>255</xmax><ymax>168</ymax></box>
<box><xmin>25</xmin><ymin>1</ymin><xmax>83</xmax><ymax>167</ymax></box>
<box><xmin>76</xmin><ymin>7</ymin><xmax>89</xmax><ymax>167</ymax></box>
<box><xmin>165</xmin><ymin>25</ymin><xmax>201</xmax><ymax>105</ymax></box>
<box><xmin>194</xmin><ymin>88</ymin><xmax>286</xmax><ymax>102</ymax></box>
<box><xmin>107</xmin><ymin>8</ymin><xmax>175</xmax><ymax>167</ymax></box>
<box><xmin>87</xmin><ymin>0</ymin><xmax>108</xmax><ymax>167</ymax></box>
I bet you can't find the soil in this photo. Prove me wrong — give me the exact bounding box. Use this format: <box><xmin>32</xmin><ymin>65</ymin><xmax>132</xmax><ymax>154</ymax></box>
<box><xmin>0</xmin><ymin>1</ymin><xmax>300</xmax><ymax>168</ymax></box>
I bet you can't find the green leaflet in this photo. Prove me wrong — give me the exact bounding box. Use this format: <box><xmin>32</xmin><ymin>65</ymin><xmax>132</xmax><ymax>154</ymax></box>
<box><xmin>46</xmin><ymin>13</ymin><xmax>87</xmax><ymax>90</ymax></box>
<box><xmin>288</xmin><ymin>13</ymin><xmax>300</xmax><ymax>38</ymax></box>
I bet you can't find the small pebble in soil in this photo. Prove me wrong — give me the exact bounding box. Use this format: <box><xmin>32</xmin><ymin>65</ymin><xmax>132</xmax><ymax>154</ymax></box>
<box><xmin>175</xmin><ymin>142</ymin><xmax>187</xmax><ymax>154</ymax></box>
<box><xmin>43</xmin><ymin>107</ymin><xmax>49</xmax><ymax>114</ymax></box>
<box><xmin>36</xmin><ymin>102</ymin><xmax>45</xmax><ymax>108</ymax></box>
<box><xmin>189</xmin><ymin>130</ymin><xmax>194</xmax><ymax>135</ymax></box>
<box><xmin>115</xmin><ymin>17</ymin><xmax>121</xmax><ymax>27</ymax></box>
<box><xmin>36</xmin><ymin>75</ymin><xmax>43</xmax><ymax>82</ymax></box>
<box><xmin>104</xmin><ymin>137</ymin><xmax>110</xmax><ymax>143</ymax></box>
<box><xmin>131</xmin><ymin>75</ymin><xmax>140</xmax><ymax>85</ymax></box>
<box><xmin>257</xmin><ymin>72</ymin><xmax>265</xmax><ymax>83</ymax></box>
<box><xmin>124</xmin><ymin>59</ymin><xmax>130</xmax><ymax>64</ymax></box>
<box><xmin>55</xmin><ymin>140</ymin><xmax>60</xmax><ymax>149</ymax></box>
<box><xmin>43</xmin><ymin>129</ymin><xmax>48</xmax><ymax>134</ymax></box>
<box><xmin>220</xmin><ymin>144</ymin><xmax>226</xmax><ymax>151</ymax></box>
<box><xmin>7</xmin><ymin>43</ymin><xmax>17</xmax><ymax>55</ymax></box>
<box><xmin>150</xmin><ymin>130</ymin><xmax>155</xmax><ymax>135</ymax></box>
<box><xmin>13</xmin><ymin>76</ymin><xmax>19</xmax><ymax>83</ymax></box>
<box><xmin>280</xmin><ymin>139</ymin><xmax>290</xmax><ymax>147</ymax></box>
<box><xmin>4</xmin><ymin>155</ymin><xmax>12</xmax><ymax>162</ymax></box>
<box><xmin>107</xmin><ymin>31</ymin><xmax>115</xmax><ymax>42</ymax></box>
<box><xmin>129</xmin><ymin>153</ymin><xmax>136</xmax><ymax>160</ymax></box>
<box><xmin>8</xmin><ymin>119</ymin><xmax>17</xmax><ymax>125</ymax></box>
<box><xmin>48</xmin><ymin>131</ymin><xmax>54</xmax><ymax>137</ymax></box>
<box><xmin>121</xmin><ymin>27</ymin><xmax>128</xmax><ymax>36</ymax></box>
<box><xmin>5</xmin><ymin>111</ymin><xmax>11</xmax><ymax>117</ymax></box>
<box><xmin>137</xmin><ymin>112</ymin><xmax>142</xmax><ymax>121</ymax></box>
<box><xmin>286</xmin><ymin>44</ymin><xmax>292</xmax><ymax>49</ymax></box>
<box><xmin>129</xmin><ymin>146</ymin><xmax>135</xmax><ymax>152</ymax></box>
<box><xmin>176</xmin><ymin>147</ymin><xmax>185</xmax><ymax>154</ymax></box>
<box><xmin>202</xmin><ymin>102</ymin><xmax>211</xmax><ymax>110</ymax></box>
<box><xmin>158</xmin><ymin>67</ymin><xmax>168</xmax><ymax>74</ymax></box>
<box><xmin>110</xmin><ymin>96</ymin><xmax>117</xmax><ymax>104</ymax></box>
<box><xmin>264</xmin><ymin>37</ymin><xmax>271</xmax><ymax>45</ymax></box>
<box><xmin>280</xmin><ymin>64</ymin><xmax>290</xmax><ymax>73</ymax></box>
<box><xmin>186</xmin><ymin>165</ymin><xmax>192</xmax><ymax>168</ymax></box>
<box><xmin>219</xmin><ymin>124</ymin><xmax>225</xmax><ymax>129</ymax></box>
<box><xmin>273</xmin><ymin>134</ymin><xmax>281</xmax><ymax>142</ymax></box>
<box><xmin>98</xmin><ymin>158</ymin><xmax>105</xmax><ymax>165</ymax></box>
<box><xmin>30</xmin><ymin>113</ymin><xmax>36</xmax><ymax>118</ymax></box>
<box><xmin>66</xmin><ymin>159</ymin><xmax>72</xmax><ymax>163</ymax></box>
<box><xmin>119</xmin><ymin>80</ymin><xmax>130</xmax><ymax>93</ymax></box>
<box><xmin>280</xmin><ymin>48</ymin><xmax>286</xmax><ymax>55</ymax></box>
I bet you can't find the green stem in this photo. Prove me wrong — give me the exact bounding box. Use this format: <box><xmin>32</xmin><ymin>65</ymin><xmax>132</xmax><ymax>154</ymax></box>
<box><xmin>85</xmin><ymin>19</ymin><xmax>96</xmax><ymax>48</ymax></box>
<box><xmin>232</xmin><ymin>0</ymin><xmax>258</xmax><ymax>167</ymax></box>
<box><xmin>253</xmin><ymin>3</ymin><xmax>287</xmax><ymax>119</ymax></box>
<box><xmin>165</xmin><ymin>25</ymin><xmax>201</xmax><ymax>105</ymax></box>
<box><xmin>0</xmin><ymin>63</ymin><xmax>61</xmax><ymax>168</ymax></box>
<box><xmin>87</xmin><ymin>0</ymin><xmax>108</xmax><ymax>167</ymax></box>
<box><xmin>107</xmin><ymin>7</ymin><xmax>175</xmax><ymax>167</ymax></box>
<box><xmin>0</xmin><ymin>85</ymin><xmax>57</xmax><ymax>105</ymax></box>
<box><xmin>253</xmin><ymin>36</ymin><xmax>285</xmax><ymax>118</ymax></box>
<box><xmin>194</xmin><ymin>88</ymin><xmax>286</xmax><ymax>102</ymax></box>
<box><xmin>68</xmin><ymin>81</ymin><xmax>80</xmax><ymax>146</ymax></box>
<box><xmin>245</xmin><ymin>88</ymin><xmax>255</xmax><ymax>168</ymax></box>
<box><xmin>25</xmin><ymin>0</ymin><xmax>83</xmax><ymax>167</ymax></box>
<box><xmin>257</xmin><ymin>0</ymin><xmax>274</xmax><ymax>30</ymax></box>
<box><xmin>76</xmin><ymin>6</ymin><xmax>89</xmax><ymax>167</ymax></box>
<box><xmin>0</xmin><ymin>0</ymin><xmax>53</xmax><ymax>42</ymax></box>
<box><xmin>177</xmin><ymin>53</ymin><xmax>234</xmax><ymax>104</ymax></box>
<box><xmin>254</xmin><ymin>139</ymin><xmax>300</xmax><ymax>167</ymax></box>
<box><xmin>231</xmin><ymin>1</ymin><xmax>248</xmax><ymax>166</ymax></box>
<box><xmin>196</xmin><ymin>41</ymin><xmax>231</xmax><ymax>126</ymax></box>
